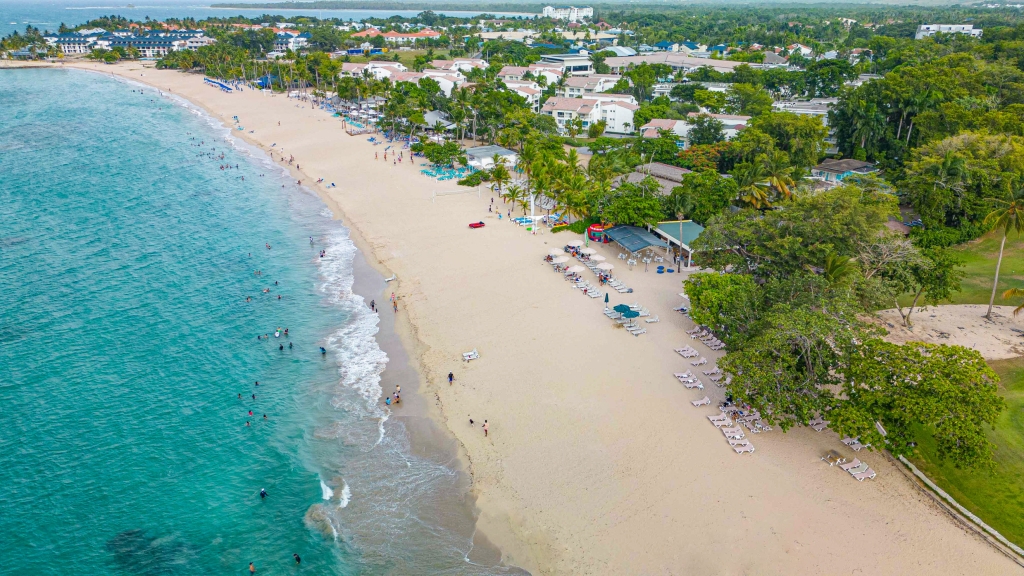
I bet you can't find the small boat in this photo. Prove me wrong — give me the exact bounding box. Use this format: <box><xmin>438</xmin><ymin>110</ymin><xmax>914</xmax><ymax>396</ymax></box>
<box><xmin>468</xmin><ymin>222</ymin><xmax>485</xmax><ymax>229</ymax></box>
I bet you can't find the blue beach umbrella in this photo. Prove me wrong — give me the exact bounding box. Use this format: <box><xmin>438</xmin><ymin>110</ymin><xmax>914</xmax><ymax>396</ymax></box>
<box><xmin>621</xmin><ymin>310</ymin><xmax>640</xmax><ymax>319</ymax></box>
<box><xmin>613</xmin><ymin>304</ymin><xmax>631</xmax><ymax>313</ymax></box>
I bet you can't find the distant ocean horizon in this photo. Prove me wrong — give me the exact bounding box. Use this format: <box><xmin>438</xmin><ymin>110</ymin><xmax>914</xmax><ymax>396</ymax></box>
<box><xmin>0</xmin><ymin>67</ymin><xmax>513</xmax><ymax>575</ymax></box>
<box><xmin>0</xmin><ymin>0</ymin><xmax>534</xmax><ymax>37</ymax></box>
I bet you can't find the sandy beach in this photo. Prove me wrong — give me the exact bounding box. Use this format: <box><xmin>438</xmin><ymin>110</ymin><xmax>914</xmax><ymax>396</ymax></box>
<box><xmin>22</xmin><ymin>59</ymin><xmax>1024</xmax><ymax>574</ymax></box>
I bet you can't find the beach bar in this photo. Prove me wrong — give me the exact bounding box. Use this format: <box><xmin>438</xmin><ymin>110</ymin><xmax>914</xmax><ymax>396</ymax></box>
<box><xmin>653</xmin><ymin>220</ymin><xmax>704</xmax><ymax>268</ymax></box>
<box><xmin>604</xmin><ymin>225</ymin><xmax>669</xmax><ymax>256</ymax></box>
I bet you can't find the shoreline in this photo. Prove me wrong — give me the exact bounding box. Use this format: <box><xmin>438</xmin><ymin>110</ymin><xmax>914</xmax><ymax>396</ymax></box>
<box><xmin>15</xmin><ymin>59</ymin><xmax>1023</xmax><ymax>574</ymax></box>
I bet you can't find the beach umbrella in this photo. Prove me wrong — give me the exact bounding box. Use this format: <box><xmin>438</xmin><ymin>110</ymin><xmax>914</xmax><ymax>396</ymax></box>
<box><xmin>549</xmin><ymin>248</ymin><xmax>563</xmax><ymax>256</ymax></box>
<box><xmin>621</xmin><ymin>310</ymin><xmax>640</xmax><ymax>319</ymax></box>
<box><xmin>565</xmin><ymin>239</ymin><xmax>583</xmax><ymax>247</ymax></box>
<box><xmin>613</xmin><ymin>304</ymin><xmax>632</xmax><ymax>313</ymax></box>
<box><xmin>596</xmin><ymin>263</ymin><xmax>615</xmax><ymax>270</ymax></box>
<box><xmin>590</xmin><ymin>254</ymin><xmax>606</xmax><ymax>262</ymax></box>
<box><xmin>605</xmin><ymin>293</ymin><xmax>609</xmax><ymax>304</ymax></box>
<box><xmin>580</xmin><ymin>247</ymin><xmax>597</xmax><ymax>255</ymax></box>
<box><xmin>566</xmin><ymin>265</ymin><xmax>585</xmax><ymax>273</ymax></box>
<box><xmin>552</xmin><ymin>256</ymin><xmax>569</xmax><ymax>264</ymax></box>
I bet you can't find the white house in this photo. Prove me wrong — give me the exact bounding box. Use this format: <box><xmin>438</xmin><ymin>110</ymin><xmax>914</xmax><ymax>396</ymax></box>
<box><xmin>540</xmin><ymin>94</ymin><xmax>637</xmax><ymax>134</ymax></box>
<box><xmin>541</xmin><ymin>6</ymin><xmax>594</xmax><ymax>22</ymax></box>
<box><xmin>786</xmin><ymin>43</ymin><xmax>814</xmax><ymax>57</ymax></box>
<box><xmin>639</xmin><ymin>118</ymin><xmax>689</xmax><ymax>139</ymax></box>
<box><xmin>498</xmin><ymin>64</ymin><xmax>563</xmax><ymax>85</ymax></box>
<box><xmin>430</xmin><ymin>58</ymin><xmax>488</xmax><ymax>73</ymax></box>
<box><xmin>915</xmin><ymin>24</ymin><xmax>983</xmax><ymax>40</ymax></box>
<box><xmin>502</xmin><ymin>80</ymin><xmax>543</xmax><ymax>111</ymax></box>
<box><xmin>560</xmin><ymin>74</ymin><xmax>621</xmax><ymax>97</ymax></box>
<box><xmin>340</xmin><ymin>61</ymin><xmax>408</xmax><ymax>80</ymax></box>
<box><xmin>539</xmin><ymin>53</ymin><xmax>593</xmax><ymax>76</ymax></box>
<box><xmin>274</xmin><ymin>31</ymin><xmax>310</xmax><ymax>52</ymax></box>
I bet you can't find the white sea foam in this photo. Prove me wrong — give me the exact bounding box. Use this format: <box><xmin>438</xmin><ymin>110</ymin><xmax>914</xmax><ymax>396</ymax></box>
<box><xmin>320</xmin><ymin>477</ymin><xmax>334</xmax><ymax>501</ymax></box>
<box><xmin>338</xmin><ymin>481</ymin><xmax>351</xmax><ymax>509</ymax></box>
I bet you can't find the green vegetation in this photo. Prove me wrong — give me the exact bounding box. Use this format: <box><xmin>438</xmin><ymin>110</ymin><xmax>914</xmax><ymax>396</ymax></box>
<box><xmin>909</xmin><ymin>356</ymin><xmax>1024</xmax><ymax>547</ymax></box>
<box><xmin>689</xmin><ymin>184</ymin><xmax>1003</xmax><ymax>470</ymax></box>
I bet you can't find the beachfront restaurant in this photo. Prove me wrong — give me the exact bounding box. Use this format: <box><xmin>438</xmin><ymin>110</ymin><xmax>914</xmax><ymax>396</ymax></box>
<box><xmin>652</xmin><ymin>220</ymin><xmax>704</xmax><ymax>268</ymax></box>
<box><xmin>464</xmin><ymin>145</ymin><xmax>518</xmax><ymax>170</ymax></box>
<box><xmin>604</xmin><ymin>225</ymin><xmax>669</xmax><ymax>259</ymax></box>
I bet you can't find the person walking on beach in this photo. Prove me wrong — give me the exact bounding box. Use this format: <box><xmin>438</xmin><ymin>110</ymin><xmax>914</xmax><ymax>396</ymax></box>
<box><xmin>393</xmin><ymin>300</ymin><xmax>398</xmax><ymax>313</ymax></box>
<box><xmin>448</xmin><ymin>372</ymin><xmax>454</xmax><ymax>385</ymax></box>
<box><xmin>483</xmin><ymin>420</ymin><xmax>489</xmax><ymax>437</ymax></box>
<box><xmin>370</xmin><ymin>300</ymin><xmax>375</xmax><ymax>312</ymax></box>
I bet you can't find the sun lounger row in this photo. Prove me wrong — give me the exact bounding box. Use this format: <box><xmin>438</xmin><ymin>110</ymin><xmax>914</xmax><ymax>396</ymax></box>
<box><xmin>839</xmin><ymin>458</ymin><xmax>876</xmax><ymax>481</ymax></box>
<box><xmin>675</xmin><ymin>346</ymin><xmax>699</xmax><ymax>358</ymax></box>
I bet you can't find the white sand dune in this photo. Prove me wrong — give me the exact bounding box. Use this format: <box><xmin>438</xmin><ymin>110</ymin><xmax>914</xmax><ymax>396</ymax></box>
<box><xmin>42</xmin><ymin>60</ymin><xmax>1021</xmax><ymax>574</ymax></box>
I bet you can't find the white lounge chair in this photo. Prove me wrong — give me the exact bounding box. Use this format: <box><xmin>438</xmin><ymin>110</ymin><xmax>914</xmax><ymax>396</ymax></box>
<box><xmin>811</xmin><ymin>421</ymin><xmax>829</xmax><ymax>432</ymax></box>
<box><xmin>645</xmin><ymin>316</ymin><xmax>659</xmax><ymax>323</ymax></box>
<box><xmin>692</xmin><ymin>357</ymin><xmax>707</xmax><ymax>366</ymax></box>
<box><xmin>846</xmin><ymin>463</ymin><xmax>870</xmax><ymax>475</ymax></box>
<box><xmin>462</xmin><ymin>349</ymin><xmax>479</xmax><ymax>362</ymax></box>
<box><xmin>691</xmin><ymin>396</ymin><xmax>711</xmax><ymax>407</ymax></box>
<box><xmin>853</xmin><ymin>469</ymin><xmax>877</xmax><ymax>481</ymax></box>
<box><xmin>733</xmin><ymin>444</ymin><xmax>755</xmax><ymax>454</ymax></box>
<box><xmin>728</xmin><ymin>438</ymin><xmax>750</xmax><ymax>447</ymax></box>
<box><xmin>721</xmin><ymin>427</ymin><xmax>745</xmax><ymax>439</ymax></box>
<box><xmin>839</xmin><ymin>459</ymin><xmax>862</xmax><ymax>472</ymax></box>
<box><xmin>683</xmin><ymin>381</ymin><xmax>703</xmax><ymax>390</ymax></box>
<box><xmin>629</xmin><ymin>327</ymin><xmax>646</xmax><ymax>336</ymax></box>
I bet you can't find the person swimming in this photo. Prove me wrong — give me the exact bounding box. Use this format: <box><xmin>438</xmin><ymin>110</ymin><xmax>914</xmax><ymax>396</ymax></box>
<box><xmin>274</xmin><ymin>330</ymin><xmax>280</xmax><ymax>338</ymax></box>
<box><xmin>260</xmin><ymin>488</ymin><xmax>267</xmax><ymax>499</ymax></box>
<box><xmin>320</xmin><ymin>347</ymin><xmax>326</xmax><ymax>355</ymax></box>
<box><xmin>279</xmin><ymin>344</ymin><xmax>283</xmax><ymax>350</ymax></box>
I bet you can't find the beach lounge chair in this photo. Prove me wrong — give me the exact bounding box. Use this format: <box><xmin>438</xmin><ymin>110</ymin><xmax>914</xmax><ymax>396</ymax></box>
<box><xmin>721</xmin><ymin>427</ymin><xmax>745</xmax><ymax>439</ymax></box>
<box><xmin>853</xmin><ymin>469</ymin><xmax>876</xmax><ymax>481</ymax></box>
<box><xmin>629</xmin><ymin>327</ymin><xmax>646</xmax><ymax>336</ymax></box>
<box><xmin>683</xmin><ymin>381</ymin><xmax>703</xmax><ymax>390</ymax></box>
<box><xmin>846</xmin><ymin>462</ymin><xmax>870</xmax><ymax>475</ymax></box>
<box><xmin>462</xmin><ymin>348</ymin><xmax>479</xmax><ymax>362</ymax></box>
<box><xmin>841</xmin><ymin>437</ymin><xmax>857</xmax><ymax>446</ymax></box>
<box><xmin>728</xmin><ymin>438</ymin><xmax>750</xmax><ymax>447</ymax></box>
<box><xmin>645</xmin><ymin>316</ymin><xmax>659</xmax><ymax>323</ymax></box>
<box><xmin>691</xmin><ymin>396</ymin><xmax>711</xmax><ymax>407</ymax></box>
<box><xmin>692</xmin><ymin>358</ymin><xmax>707</xmax><ymax>366</ymax></box>
<box><xmin>811</xmin><ymin>421</ymin><xmax>829</xmax><ymax>432</ymax></box>
<box><xmin>733</xmin><ymin>443</ymin><xmax>755</xmax><ymax>454</ymax></box>
<box><xmin>849</xmin><ymin>442</ymin><xmax>867</xmax><ymax>451</ymax></box>
<box><xmin>708</xmin><ymin>413</ymin><xmax>729</xmax><ymax>422</ymax></box>
<box><xmin>703</xmin><ymin>367</ymin><xmax>722</xmax><ymax>376</ymax></box>
<box><xmin>838</xmin><ymin>458</ymin><xmax>862</xmax><ymax>472</ymax></box>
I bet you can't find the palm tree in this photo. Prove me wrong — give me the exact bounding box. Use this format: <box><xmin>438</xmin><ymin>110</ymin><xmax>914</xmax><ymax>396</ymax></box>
<box><xmin>1001</xmin><ymin>287</ymin><xmax>1024</xmax><ymax>316</ymax></box>
<box><xmin>665</xmin><ymin>190</ymin><xmax>694</xmax><ymax>264</ymax></box>
<box><xmin>503</xmin><ymin>184</ymin><xmax>525</xmax><ymax>211</ymax></box>
<box><xmin>761</xmin><ymin>150</ymin><xmax>795</xmax><ymax>201</ymax></box>
<box><xmin>733</xmin><ymin>163</ymin><xmax>771</xmax><ymax>209</ymax></box>
<box><xmin>491</xmin><ymin>156</ymin><xmax>511</xmax><ymax>195</ymax></box>
<box><xmin>984</xmin><ymin>186</ymin><xmax>1024</xmax><ymax>320</ymax></box>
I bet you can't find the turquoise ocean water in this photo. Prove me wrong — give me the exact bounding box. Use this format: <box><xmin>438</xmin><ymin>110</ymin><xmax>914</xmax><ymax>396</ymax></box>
<box><xmin>0</xmin><ymin>68</ymin><xmax>508</xmax><ymax>575</ymax></box>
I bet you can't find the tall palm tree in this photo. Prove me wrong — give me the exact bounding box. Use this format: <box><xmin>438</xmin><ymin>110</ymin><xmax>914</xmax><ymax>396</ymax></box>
<box><xmin>503</xmin><ymin>184</ymin><xmax>525</xmax><ymax>211</ymax></box>
<box><xmin>733</xmin><ymin>163</ymin><xmax>772</xmax><ymax>209</ymax></box>
<box><xmin>665</xmin><ymin>191</ymin><xmax>694</xmax><ymax>264</ymax></box>
<box><xmin>761</xmin><ymin>150</ymin><xmax>795</xmax><ymax>201</ymax></box>
<box><xmin>983</xmin><ymin>185</ymin><xmax>1024</xmax><ymax>320</ymax></box>
<box><xmin>1001</xmin><ymin>287</ymin><xmax>1024</xmax><ymax>316</ymax></box>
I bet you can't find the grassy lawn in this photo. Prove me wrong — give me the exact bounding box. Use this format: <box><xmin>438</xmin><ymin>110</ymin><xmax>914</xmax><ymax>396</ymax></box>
<box><xmin>946</xmin><ymin>230</ymin><xmax>1024</xmax><ymax>305</ymax></box>
<box><xmin>342</xmin><ymin>49</ymin><xmax>449</xmax><ymax>69</ymax></box>
<box><xmin>908</xmin><ymin>356</ymin><xmax>1024</xmax><ymax>547</ymax></box>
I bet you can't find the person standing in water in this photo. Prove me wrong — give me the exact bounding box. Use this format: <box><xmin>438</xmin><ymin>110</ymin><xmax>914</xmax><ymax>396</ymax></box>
<box><xmin>260</xmin><ymin>488</ymin><xmax>267</xmax><ymax>499</ymax></box>
<box><xmin>293</xmin><ymin>554</ymin><xmax>301</xmax><ymax>565</ymax></box>
<box><xmin>249</xmin><ymin>562</ymin><xmax>256</xmax><ymax>574</ymax></box>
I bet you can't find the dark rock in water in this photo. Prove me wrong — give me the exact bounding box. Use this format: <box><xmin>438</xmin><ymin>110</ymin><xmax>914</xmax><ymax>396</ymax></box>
<box><xmin>106</xmin><ymin>529</ymin><xmax>198</xmax><ymax>575</ymax></box>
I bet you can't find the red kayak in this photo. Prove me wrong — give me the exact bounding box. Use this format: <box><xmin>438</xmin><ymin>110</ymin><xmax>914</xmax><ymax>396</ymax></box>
<box><xmin>469</xmin><ymin>222</ymin><xmax>485</xmax><ymax>229</ymax></box>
